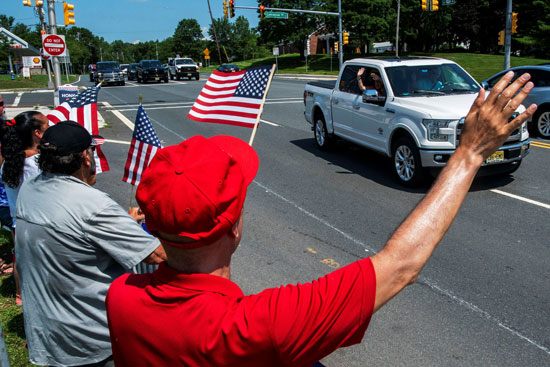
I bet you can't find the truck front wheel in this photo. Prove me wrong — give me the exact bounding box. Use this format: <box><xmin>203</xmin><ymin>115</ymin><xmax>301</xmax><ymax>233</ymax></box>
<box><xmin>314</xmin><ymin>117</ymin><xmax>333</xmax><ymax>151</ymax></box>
<box><xmin>392</xmin><ymin>136</ymin><xmax>426</xmax><ymax>186</ymax></box>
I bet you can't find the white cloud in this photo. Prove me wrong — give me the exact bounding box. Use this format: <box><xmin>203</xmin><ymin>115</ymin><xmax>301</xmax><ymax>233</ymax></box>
<box><xmin>133</xmin><ymin>40</ymin><xmax>141</xmax><ymax>44</ymax></box>
<box><xmin>201</xmin><ymin>26</ymin><xmax>211</xmax><ymax>40</ymax></box>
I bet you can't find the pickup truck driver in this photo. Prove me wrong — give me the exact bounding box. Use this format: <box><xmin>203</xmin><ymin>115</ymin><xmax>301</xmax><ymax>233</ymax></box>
<box><xmin>107</xmin><ymin>72</ymin><xmax>536</xmax><ymax>366</ymax></box>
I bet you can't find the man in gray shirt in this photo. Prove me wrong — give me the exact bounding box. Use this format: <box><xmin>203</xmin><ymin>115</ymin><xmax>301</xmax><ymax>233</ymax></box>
<box><xmin>15</xmin><ymin>121</ymin><xmax>165</xmax><ymax>367</ymax></box>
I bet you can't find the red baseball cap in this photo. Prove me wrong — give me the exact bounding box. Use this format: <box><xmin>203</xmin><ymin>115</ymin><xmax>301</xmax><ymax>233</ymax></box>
<box><xmin>136</xmin><ymin>135</ymin><xmax>259</xmax><ymax>248</ymax></box>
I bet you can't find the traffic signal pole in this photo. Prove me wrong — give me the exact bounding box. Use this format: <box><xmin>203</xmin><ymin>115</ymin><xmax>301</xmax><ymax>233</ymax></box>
<box><xmin>504</xmin><ymin>0</ymin><xmax>512</xmax><ymax>70</ymax></box>
<box><xmin>46</xmin><ymin>0</ymin><xmax>61</xmax><ymax>104</ymax></box>
<box><xmin>338</xmin><ymin>0</ymin><xmax>343</xmax><ymax>68</ymax></box>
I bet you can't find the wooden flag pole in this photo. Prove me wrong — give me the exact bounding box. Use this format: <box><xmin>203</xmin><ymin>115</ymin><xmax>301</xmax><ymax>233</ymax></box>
<box><xmin>248</xmin><ymin>64</ymin><xmax>277</xmax><ymax>146</ymax></box>
<box><xmin>128</xmin><ymin>93</ymin><xmax>143</xmax><ymax>210</ymax></box>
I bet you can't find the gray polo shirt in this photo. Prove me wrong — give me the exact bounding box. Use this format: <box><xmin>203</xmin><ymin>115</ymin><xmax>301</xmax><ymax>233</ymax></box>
<box><xmin>15</xmin><ymin>172</ymin><xmax>159</xmax><ymax>367</ymax></box>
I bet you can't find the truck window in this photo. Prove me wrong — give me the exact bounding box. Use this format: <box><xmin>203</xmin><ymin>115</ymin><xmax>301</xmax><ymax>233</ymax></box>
<box><xmin>339</xmin><ymin>65</ymin><xmax>362</xmax><ymax>94</ymax></box>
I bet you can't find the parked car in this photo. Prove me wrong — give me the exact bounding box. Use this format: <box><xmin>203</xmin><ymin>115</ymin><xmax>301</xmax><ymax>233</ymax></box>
<box><xmin>304</xmin><ymin>57</ymin><xmax>530</xmax><ymax>186</ymax></box>
<box><xmin>482</xmin><ymin>65</ymin><xmax>550</xmax><ymax>138</ymax></box>
<box><xmin>120</xmin><ymin>63</ymin><xmax>129</xmax><ymax>76</ymax></box>
<box><xmin>167</xmin><ymin>57</ymin><xmax>200</xmax><ymax>80</ymax></box>
<box><xmin>127</xmin><ymin>63</ymin><xmax>139</xmax><ymax>81</ymax></box>
<box><xmin>217</xmin><ymin>64</ymin><xmax>240</xmax><ymax>73</ymax></box>
<box><xmin>136</xmin><ymin>60</ymin><xmax>169</xmax><ymax>83</ymax></box>
<box><xmin>95</xmin><ymin>61</ymin><xmax>125</xmax><ymax>86</ymax></box>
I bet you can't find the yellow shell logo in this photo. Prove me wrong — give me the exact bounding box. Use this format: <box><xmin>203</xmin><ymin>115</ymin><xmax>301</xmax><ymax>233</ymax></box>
<box><xmin>33</xmin><ymin>57</ymin><xmax>41</xmax><ymax>63</ymax></box>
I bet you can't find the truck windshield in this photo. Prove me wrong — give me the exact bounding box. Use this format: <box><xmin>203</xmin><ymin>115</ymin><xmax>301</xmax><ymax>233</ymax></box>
<box><xmin>97</xmin><ymin>62</ymin><xmax>119</xmax><ymax>71</ymax></box>
<box><xmin>176</xmin><ymin>59</ymin><xmax>194</xmax><ymax>65</ymax></box>
<box><xmin>386</xmin><ymin>64</ymin><xmax>480</xmax><ymax>97</ymax></box>
<box><xmin>142</xmin><ymin>61</ymin><xmax>163</xmax><ymax>67</ymax></box>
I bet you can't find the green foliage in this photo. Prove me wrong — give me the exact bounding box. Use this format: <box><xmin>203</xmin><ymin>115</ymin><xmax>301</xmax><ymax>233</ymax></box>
<box><xmin>173</xmin><ymin>19</ymin><xmax>203</xmax><ymax>60</ymax></box>
<box><xmin>0</xmin><ymin>74</ymin><xmax>78</xmax><ymax>90</ymax></box>
<box><xmin>208</xmin><ymin>16</ymin><xmax>262</xmax><ymax>63</ymax></box>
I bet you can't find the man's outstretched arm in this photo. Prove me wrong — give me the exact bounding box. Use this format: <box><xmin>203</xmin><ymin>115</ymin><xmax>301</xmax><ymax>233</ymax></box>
<box><xmin>371</xmin><ymin>71</ymin><xmax>537</xmax><ymax>312</ymax></box>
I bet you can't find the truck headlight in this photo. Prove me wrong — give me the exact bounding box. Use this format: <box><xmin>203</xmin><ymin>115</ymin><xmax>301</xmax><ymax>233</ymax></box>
<box><xmin>97</xmin><ymin>72</ymin><xmax>103</xmax><ymax>76</ymax></box>
<box><xmin>422</xmin><ymin>119</ymin><xmax>454</xmax><ymax>142</ymax></box>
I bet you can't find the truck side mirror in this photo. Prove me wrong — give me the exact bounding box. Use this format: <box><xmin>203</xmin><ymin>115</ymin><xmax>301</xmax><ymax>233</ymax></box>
<box><xmin>362</xmin><ymin>89</ymin><xmax>386</xmax><ymax>106</ymax></box>
<box><xmin>481</xmin><ymin>81</ymin><xmax>489</xmax><ymax>90</ymax></box>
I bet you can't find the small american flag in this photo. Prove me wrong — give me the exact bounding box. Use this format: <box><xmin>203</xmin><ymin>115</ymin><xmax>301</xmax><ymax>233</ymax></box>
<box><xmin>122</xmin><ymin>105</ymin><xmax>162</xmax><ymax>185</ymax></box>
<box><xmin>187</xmin><ymin>66</ymin><xmax>272</xmax><ymax>128</ymax></box>
<box><xmin>47</xmin><ymin>86</ymin><xmax>110</xmax><ymax>173</ymax></box>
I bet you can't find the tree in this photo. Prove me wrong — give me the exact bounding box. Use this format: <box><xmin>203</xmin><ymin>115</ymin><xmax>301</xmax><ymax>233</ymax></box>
<box><xmin>173</xmin><ymin>19</ymin><xmax>203</xmax><ymax>60</ymax></box>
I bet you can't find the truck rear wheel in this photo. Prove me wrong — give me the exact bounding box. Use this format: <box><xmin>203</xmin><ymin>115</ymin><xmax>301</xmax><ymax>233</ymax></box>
<box><xmin>314</xmin><ymin>116</ymin><xmax>333</xmax><ymax>151</ymax></box>
<box><xmin>392</xmin><ymin>136</ymin><xmax>427</xmax><ymax>187</ymax></box>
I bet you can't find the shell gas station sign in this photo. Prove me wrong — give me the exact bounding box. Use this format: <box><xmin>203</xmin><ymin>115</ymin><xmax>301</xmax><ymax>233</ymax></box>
<box><xmin>22</xmin><ymin>56</ymin><xmax>42</xmax><ymax>69</ymax></box>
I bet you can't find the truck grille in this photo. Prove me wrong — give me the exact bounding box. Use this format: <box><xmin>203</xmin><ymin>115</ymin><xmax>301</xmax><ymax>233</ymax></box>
<box><xmin>456</xmin><ymin>114</ymin><xmax>521</xmax><ymax>146</ymax></box>
<box><xmin>180</xmin><ymin>66</ymin><xmax>196</xmax><ymax>72</ymax></box>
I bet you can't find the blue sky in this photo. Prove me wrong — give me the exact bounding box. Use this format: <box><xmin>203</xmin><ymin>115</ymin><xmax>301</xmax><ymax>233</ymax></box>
<box><xmin>4</xmin><ymin>0</ymin><xmax>260</xmax><ymax>43</ymax></box>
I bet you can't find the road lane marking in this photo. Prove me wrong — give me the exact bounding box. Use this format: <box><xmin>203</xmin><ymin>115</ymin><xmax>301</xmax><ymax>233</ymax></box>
<box><xmin>260</xmin><ymin>119</ymin><xmax>279</xmax><ymax>126</ymax></box>
<box><xmin>254</xmin><ymin>180</ymin><xmax>550</xmax><ymax>356</ymax></box>
<box><xmin>101</xmin><ymin>101</ymin><xmax>134</xmax><ymax>130</ymax></box>
<box><xmin>107</xmin><ymin>100</ymin><xmax>303</xmax><ymax>113</ymax></box>
<box><xmin>531</xmin><ymin>141</ymin><xmax>550</xmax><ymax>149</ymax></box>
<box><xmin>104</xmin><ymin>138</ymin><xmax>131</xmax><ymax>145</ymax></box>
<box><xmin>490</xmin><ymin>189</ymin><xmax>550</xmax><ymax>209</ymax></box>
<box><xmin>12</xmin><ymin>92</ymin><xmax>23</xmax><ymax>106</ymax></box>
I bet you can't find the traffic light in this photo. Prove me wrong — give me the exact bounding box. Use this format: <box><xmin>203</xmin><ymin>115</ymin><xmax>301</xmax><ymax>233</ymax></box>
<box><xmin>511</xmin><ymin>12</ymin><xmax>518</xmax><ymax>33</ymax></box>
<box><xmin>421</xmin><ymin>0</ymin><xmax>428</xmax><ymax>11</ymax></box>
<box><xmin>63</xmin><ymin>2</ymin><xmax>75</xmax><ymax>26</ymax></box>
<box><xmin>229</xmin><ymin>0</ymin><xmax>235</xmax><ymax>18</ymax></box>
<box><xmin>22</xmin><ymin>0</ymin><xmax>32</xmax><ymax>6</ymax></box>
<box><xmin>34</xmin><ymin>0</ymin><xmax>43</xmax><ymax>6</ymax></box>
<box><xmin>223</xmin><ymin>1</ymin><xmax>228</xmax><ymax>19</ymax></box>
<box><xmin>498</xmin><ymin>30</ymin><xmax>505</xmax><ymax>46</ymax></box>
<box><xmin>259</xmin><ymin>5</ymin><xmax>265</xmax><ymax>19</ymax></box>
<box><xmin>431</xmin><ymin>0</ymin><xmax>439</xmax><ymax>11</ymax></box>
<box><xmin>334</xmin><ymin>42</ymin><xmax>339</xmax><ymax>52</ymax></box>
<box><xmin>343</xmin><ymin>32</ymin><xmax>349</xmax><ymax>45</ymax></box>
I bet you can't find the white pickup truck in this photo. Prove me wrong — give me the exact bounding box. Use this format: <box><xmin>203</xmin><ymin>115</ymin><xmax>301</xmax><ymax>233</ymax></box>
<box><xmin>304</xmin><ymin>57</ymin><xmax>531</xmax><ymax>186</ymax></box>
<box><xmin>167</xmin><ymin>57</ymin><xmax>200</xmax><ymax>80</ymax></box>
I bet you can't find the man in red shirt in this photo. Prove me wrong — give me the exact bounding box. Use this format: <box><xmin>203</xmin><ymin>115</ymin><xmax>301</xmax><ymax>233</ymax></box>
<box><xmin>107</xmin><ymin>71</ymin><xmax>536</xmax><ymax>366</ymax></box>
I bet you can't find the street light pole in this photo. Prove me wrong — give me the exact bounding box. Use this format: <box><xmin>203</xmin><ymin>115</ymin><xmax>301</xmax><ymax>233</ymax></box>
<box><xmin>37</xmin><ymin>5</ymin><xmax>53</xmax><ymax>89</ymax></box>
<box><xmin>504</xmin><ymin>0</ymin><xmax>512</xmax><ymax>69</ymax></box>
<box><xmin>46</xmin><ymin>0</ymin><xmax>61</xmax><ymax>104</ymax></box>
<box><xmin>395</xmin><ymin>0</ymin><xmax>401</xmax><ymax>57</ymax></box>
<box><xmin>338</xmin><ymin>0</ymin><xmax>343</xmax><ymax>69</ymax></box>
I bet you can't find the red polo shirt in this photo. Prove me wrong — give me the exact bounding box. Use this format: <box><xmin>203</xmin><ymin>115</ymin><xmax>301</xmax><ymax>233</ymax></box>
<box><xmin>106</xmin><ymin>258</ymin><xmax>376</xmax><ymax>366</ymax></box>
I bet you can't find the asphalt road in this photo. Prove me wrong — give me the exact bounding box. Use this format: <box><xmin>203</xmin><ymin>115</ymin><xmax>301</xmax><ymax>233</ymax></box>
<box><xmin>2</xmin><ymin>75</ymin><xmax>549</xmax><ymax>366</ymax></box>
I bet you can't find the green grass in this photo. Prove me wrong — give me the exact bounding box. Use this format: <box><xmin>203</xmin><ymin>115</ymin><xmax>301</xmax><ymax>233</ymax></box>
<box><xmin>202</xmin><ymin>52</ymin><xmax>550</xmax><ymax>82</ymax></box>
<box><xmin>0</xmin><ymin>74</ymin><xmax>78</xmax><ymax>91</ymax></box>
<box><xmin>0</xmin><ymin>229</ymin><xmax>34</xmax><ymax>367</ymax></box>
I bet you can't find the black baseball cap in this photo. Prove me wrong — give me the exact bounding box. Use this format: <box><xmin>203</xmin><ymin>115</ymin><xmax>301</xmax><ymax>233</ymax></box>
<box><xmin>41</xmin><ymin>120</ymin><xmax>104</xmax><ymax>155</ymax></box>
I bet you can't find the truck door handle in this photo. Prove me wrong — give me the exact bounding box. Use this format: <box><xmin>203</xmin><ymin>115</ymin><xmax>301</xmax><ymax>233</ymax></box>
<box><xmin>386</xmin><ymin>108</ymin><xmax>395</xmax><ymax>113</ymax></box>
<box><xmin>333</xmin><ymin>99</ymin><xmax>339</xmax><ymax>104</ymax></box>
<box><xmin>353</xmin><ymin>104</ymin><xmax>360</xmax><ymax>110</ymax></box>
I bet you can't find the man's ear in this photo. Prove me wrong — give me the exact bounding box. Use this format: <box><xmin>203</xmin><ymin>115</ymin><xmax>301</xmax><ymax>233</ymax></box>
<box><xmin>83</xmin><ymin>149</ymin><xmax>92</xmax><ymax>166</ymax></box>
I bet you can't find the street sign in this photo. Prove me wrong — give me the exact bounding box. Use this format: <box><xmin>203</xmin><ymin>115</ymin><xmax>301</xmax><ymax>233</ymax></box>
<box><xmin>58</xmin><ymin>85</ymin><xmax>78</xmax><ymax>103</ymax></box>
<box><xmin>40</xmin><ymin>48</ymin><xmax>50</xmax><ymax>61</ymax></box>
<box><xmin>203</xmin><ymin>48</ymin><xmax>210</xmax><ymax>56</ymax></box>
<box><xmin>42</xmin><ymin>34</ymin><xmax>67</xmax><ymax>57</ymax></box>
<box><xmin>205</xmin><ymin>55</ymin><xmax>210</xmax><ymax>60</ymax></box>
<box><xmin>265</xmin><ymin>11</ymin><xmax>288</xmax><ymax>19</ymax></box>
<box><xmin>272</xmin><ymin>47</ymin><xmax>279</xmax><ymax>56</ymax></box>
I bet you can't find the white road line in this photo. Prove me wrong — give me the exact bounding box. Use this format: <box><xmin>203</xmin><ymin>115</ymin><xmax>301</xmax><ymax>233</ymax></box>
<box><xmin>101</xmin><ymin>101</ymin><xmax>134</xmax><ymax>130</ymax></box>
<box><xmin>104</xmin><ymin>138</ymin><xmax>131</xmax><ymax>145</ymax></box>
<box><xmin>260</xmin><ymin>119</ymin><xmax>279</xmax><ymax>126</ymax></box>
<box><xmin>107</xmin><ymin>100</ymin><xmax>303</xmax><ymax>112</ymax></box>
<box><xmin>254</xmin><ymin>180</ymin><xmax>550</xmax><ymax>356</ymax></box>
<box><xmin>12</xmin><ymin>92</ymin><xmax>23</xmax><ymax>106</ymax></box>
<box><xmin>490</xmin><ymin>189</ymin><xmax>550</xmax><ymax>209</ymax></box>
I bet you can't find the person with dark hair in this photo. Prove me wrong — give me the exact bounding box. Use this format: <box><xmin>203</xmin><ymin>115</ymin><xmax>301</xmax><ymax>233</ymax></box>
<box><xmin>0</xmin><ymin>95</ymin><xmax>13</xmax><ymax>274</ymax></box>
<box><xmin>15</xmin><ymin>120</ymin><xmax>166</xmax><ymax>367</ymax></box>
<box><xmin>0</xmin><ymin>110</ymin><xmax>49</xmax><ymax>225</ymax></box>
<box><xmin>0</xmin><ymin>110</ymin><xmax>48</xmax><ymax>305</ymax></box>
<box><xmin>106</xmin><ymin>72</ymin><xmax>537</xmax><ymax>366</ymax></box>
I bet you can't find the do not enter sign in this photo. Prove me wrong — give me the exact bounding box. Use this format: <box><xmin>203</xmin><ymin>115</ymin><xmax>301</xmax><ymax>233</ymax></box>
<box><xmin>42</xmin><ymin>34</ymin><xmax>67</xmax><ymax>57</ymax></box>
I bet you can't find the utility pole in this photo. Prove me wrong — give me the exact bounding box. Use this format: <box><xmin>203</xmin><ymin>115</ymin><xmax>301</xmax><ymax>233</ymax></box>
<box><xmin>46</xmin><ymin>0</ymin><xmax>61</xmax><ymax>104</ymax></box>
<box><xmin>338</xmin><ymin>0</ymin><xmax>343</xmax><ymax>68</ymax></box>
<box><xmin>504</xmin><ymin>0</ymin><xmax>512</xmax><ymax>69</ymax></box>
<box><xmin>37</xmin><ymin>5</ymin><xmax>53</xmax><ymax>89</ymax></box>
<box><xmin>395</xmin><ymin>0</ymin><xmax>401</xmax><ymax>57</ymax></box>
<box><xmin>207</xmin><ymin>0</ymin><xmax>223</xmax><ymax>66</ymax></box>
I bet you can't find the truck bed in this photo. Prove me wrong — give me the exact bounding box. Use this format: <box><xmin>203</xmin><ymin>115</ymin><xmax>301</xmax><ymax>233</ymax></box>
<box><xmin>307</xmin><ymin>80</ymin><xmax>336</xmax><ymax>89</ymax></box>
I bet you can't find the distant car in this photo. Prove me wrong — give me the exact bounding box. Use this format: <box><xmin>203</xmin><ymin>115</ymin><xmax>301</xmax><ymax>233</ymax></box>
<box><xmin>482</xmin><ymin>65</ymin><xmax>550</xmax><ymax>138</ymax></box>
<box><xmin>167</xmin><ymin>57</ymin><xmax>200</xmax><ymax>80</ymax></box>
<box><xmin>136</xmin><ymin>60</ymin><xmax>169</xmax><ymax>83</ymax></box>
<box><xmin>120</xmin><ymin>63</ymin><xmax>129</xmax><ymax>76</ymax></box>
<box><xmin>217</xmin><ymin>64</ymin><xmax>240</xmax><ymax>73</ymax></box>
<box><xmin>127</xmin><ymin>63</ymin><xmax>139</xmax><ymax>81</ymax></box>
<box><xmin>95</xmin><ymin>61</ymin><xmax>125</xmax><ymax>86</ymax></box>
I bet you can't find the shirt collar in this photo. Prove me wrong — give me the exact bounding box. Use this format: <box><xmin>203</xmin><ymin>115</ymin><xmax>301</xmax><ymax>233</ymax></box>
<box><xmin>152</xmin><ymin>262</ymin><xmax>244</xmax><ymax>298</ymax></box>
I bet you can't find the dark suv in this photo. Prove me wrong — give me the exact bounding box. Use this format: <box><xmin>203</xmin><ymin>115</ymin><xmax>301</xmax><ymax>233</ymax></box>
<box><xmin>95</xmin><ymin>61</ymin><xmax>125</xmax><ymax>86</ymax></box>
<box><xmin>137</xmin><ymin>60</ymin><xmax>169</xmax><ymax>83</ymax></box>
<box><xmin>127</xmin><ymin>63</ymin><xmax>139</xmax><ymax>81</ymax></box>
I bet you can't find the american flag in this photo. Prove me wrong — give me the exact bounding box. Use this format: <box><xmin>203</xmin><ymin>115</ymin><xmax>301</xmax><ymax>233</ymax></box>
<box><xmin>187</xmin><ymin>66</ymin><xmax>273</xmax><ymax>128</ymax></box>
<box><xmin>122</xmin><ymin>105</ymin><xmax>162</xmax><ymax>185</ymax></box>
<box><xmin>46</xmin><ymin>86</ymin><xmax>110</xmax><ymax>173</ymax></box>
